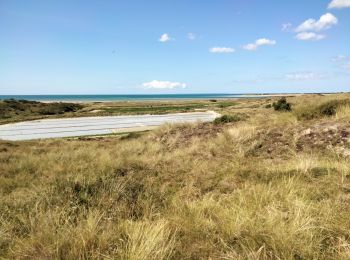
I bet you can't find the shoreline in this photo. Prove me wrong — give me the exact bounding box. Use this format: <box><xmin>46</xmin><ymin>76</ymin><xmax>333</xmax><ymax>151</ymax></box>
<box><xmin>0</xmin><ymin>92</ymin><xmax>347</xmax><ymax>104</ymax></box>
<box><xmin>31</xmin><ymin>94</ymin><xmax>307</xmax><ymax>103</ymax></box>
<box><xmin>0</xmin><ymin>93</ymin><xmax>303</xmax><ymax>103</ymax></box>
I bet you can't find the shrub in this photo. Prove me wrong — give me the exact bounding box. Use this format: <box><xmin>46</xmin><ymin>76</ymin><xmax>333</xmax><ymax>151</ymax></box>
<box><xmin>272</xmin><ymin>97</ymin><xmax>291</xmax><ymax>111</ymax></box>
<box><xmin>214</xmin><ymin>114</ymin><xmax>246</xmax><ymax>124</ymax></box>
<box><xmin>39</xmin><ymin>103</ymin><xmax>83</xmax><ymax>115</ymax></box>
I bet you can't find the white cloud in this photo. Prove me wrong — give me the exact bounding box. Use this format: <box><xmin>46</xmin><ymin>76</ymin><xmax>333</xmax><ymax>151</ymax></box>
<box><xmin>142</xmin><ymin>80</ymin><xmax>186</xmax><ymax>89</ymax></box>
<box><xmin>328</xmin><ymin>0</ymin><xmax>350</xmax><ymax>9</ymax></box>
<box><xmin>295</xmin><ymin>13</ymin><xmax>337</xmax><ymax>32</ymax></box>
<box><xmin>159</xmin><ymin>33</ymin><xmax>172</xmax><ymax>42</ymax></box>
<box><xmin>285</xmin><ymin>72</ymin><xmax>326</xmax><ymax>81</ymax></box>
<box><xmin>209</xmin><ymin>47</ymin><xmax>235</xmax><ymax>53</ymax></box>
<box><xmin>256</xmin><ymin>38</ymin><xmax>276</xmax><ymax>45</ymax></box>
<box><xmin>243</xmin><ymin>38</ymin><xmax>276</xmax><ymax>51</ymax></box>
<box><xmin>295</xmin><ymin>32</ymin><xmax>325</xmax><ymax>41</ymax></box>
<box><xmin>187</xmin><ymin>32</ymin><xmax>196</xmax><ymax>40</ymax></box>
<box><xmin>282</xmin><ymin>23</ymin><xmax>293</xmax><ymax>31</ymax></box>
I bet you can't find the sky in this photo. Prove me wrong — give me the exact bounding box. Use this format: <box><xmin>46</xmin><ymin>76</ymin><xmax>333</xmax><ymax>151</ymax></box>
<box><xmin>1</xmin><ymin>0</ymin><xmax>349</xmax><ymax>94</ymax></box>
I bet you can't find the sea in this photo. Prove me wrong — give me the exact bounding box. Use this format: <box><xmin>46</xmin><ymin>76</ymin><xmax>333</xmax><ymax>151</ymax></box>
<box><xmin>0</xmin><ymin>94</ymin><xmax>265</xmax><ymax>102</ymax></box>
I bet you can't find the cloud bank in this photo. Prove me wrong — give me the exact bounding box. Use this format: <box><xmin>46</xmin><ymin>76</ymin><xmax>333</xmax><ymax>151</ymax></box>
<box><xmin>295</xmin><ymin>32</ymin><xmax>325</xmax><ymax>41</ymax></box>
<box><xmin>285</xmin><ymin>72</ymin><xmax>326</xmax><ymax>81</ymax></box>
<box><xmin>209</xmin><ymin>47</ymin><xmax>235</xmax><ymax>53</ymax></box>
<box><xmin>142</xmin><ymin>80</ymin><xmax>186</xmax><ymax>89</ymax></box>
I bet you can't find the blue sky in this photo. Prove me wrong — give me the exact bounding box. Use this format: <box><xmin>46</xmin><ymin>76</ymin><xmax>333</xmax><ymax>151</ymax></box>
<box><xmin>1</xmin><ymin>0</ymin><xmax>349</xmax><ymax>94</ymax></box>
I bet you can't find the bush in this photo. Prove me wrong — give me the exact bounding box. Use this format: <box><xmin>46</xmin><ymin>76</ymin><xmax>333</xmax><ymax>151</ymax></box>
<box><xmin>39</xmin><ymin>103</ymin><xmax>83</xmax><ymax>115</ymax></box>
<box><xmin>272</xmin><ymin>97</ymin><xmax>291</xmax><ymax>111</ymax></box>
<box><xmin>214</xmin><ymin>114</ymin><xmax>246</xmax><ymax>124</ymax></box>
<box><xmin>295</xmin><ymin>99</ymin><xmax>350</xmax><ymax>120</ymax></box>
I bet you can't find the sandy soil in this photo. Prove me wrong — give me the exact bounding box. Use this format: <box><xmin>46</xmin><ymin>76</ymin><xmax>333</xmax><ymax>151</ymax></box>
<box><xmin>0</xmin><ymin>111</ymin><xmax>220</xmax><ymax>141</ymax></box>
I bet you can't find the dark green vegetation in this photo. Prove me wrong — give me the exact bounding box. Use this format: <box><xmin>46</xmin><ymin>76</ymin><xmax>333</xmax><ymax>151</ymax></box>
<box><xmin>101</xmin><ymin>103</ymin><xmax>206</xmax><ymax>113</ymax></box>
<box><xmin>272</xmin><ymin>97</ymin><xmax>292</xmax><ymax>111</ymax></box>
<box><xmin>1</xmin><ymin>93</ymin><xmax>350</xmax><ymax>259</ymax></box>
<box><xmin>0</xmin><ymin>99</ymin><xmax>83</xmax><ymax>123</ymax></box>
<box><xmin>213</xmin><ymin>113</ymin><xmax>246</xmax><ymax>124</ymax></box>
<box><xmin>86</xmin><ymin>101</ymin><xmax>237</xmax><ymax>114</ymax></box>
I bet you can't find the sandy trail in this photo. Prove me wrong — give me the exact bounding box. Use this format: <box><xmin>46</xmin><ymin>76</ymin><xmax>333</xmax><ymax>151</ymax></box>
<box><xmin>0</xmin><ymin>111</ymin><xmax>219</xmax><ymax>141</ymax></box>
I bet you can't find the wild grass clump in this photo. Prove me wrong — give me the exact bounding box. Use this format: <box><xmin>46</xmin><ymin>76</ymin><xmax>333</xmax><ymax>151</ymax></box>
<box><xmin>336</xmin><ymin>103</ymin><xmax>350</xmax><ymax>119</ymax></box>
<box><xmin>121</xmin><ymin>220</ymin><xmax>176</xmax><ymax>260</ymax></box>
<box><xmin>295</xmin><ymin>99</ymin><xmax>350</xmax><ymax>120</ymax></box>
<box><xmin>272</xmin><ymin>97</ymin><xmax>292</xmax><ymax>111</ymax></box>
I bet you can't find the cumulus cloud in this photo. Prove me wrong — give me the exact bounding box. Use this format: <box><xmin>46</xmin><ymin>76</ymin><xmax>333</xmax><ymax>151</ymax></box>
<box><xmin>209</xmin><ymin>47</ymin><xmax>235</xmax><ymax>53</ymax></box>
<box><xmin>187</xmin><ymin>32</ymin><xmax>196</xmax><ymax>40</ymax></box>
<box><xmin>142</xmin><ymin>80</ymin><xmax>186</xmax><ymax>89</ymax></box>
<box><xmin>295</xmin><ymin>13</ymin><xmax>338</xmax><ymax>32</ymax></box>
<box><xmin>295</xmin><ymin>32</ymin><xmax>325</xmax><ymax>41</ymax></box>
<box><xmin>328</xmin><ymin>0</ymin><xmax>350</xmax><ymax>9</ymax></box>
<box><xmin>285</xmin><ymin>72</ymin><xmax>326</xmax><ymax>81</ymax></box>
<box><xmin>159</xmin><ymin>33</ymin><xmax>172</xmax><ymax>42</ymax></box>
<box><xmin>243</xmin><ymin>38</ymin><xmax>276</xmax><ymax>51</ymax></box>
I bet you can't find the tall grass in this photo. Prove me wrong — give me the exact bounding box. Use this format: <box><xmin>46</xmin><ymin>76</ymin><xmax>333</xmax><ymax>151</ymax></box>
<box><xmin>336</xmin><ymin>103</ymin><xmax>350</xmax><ymax>119</ymax></box>
<box><xmin>1</xmin><ymin>94</ymin><xmax>350</xmax><ymax>259</ymax></box>
<box><xmin>122</xmin><ymin>220</ymin><xmax>176</xmax><ymax>260</ymax></box>
<box><xmin>294</xmin><ymin>99</ymin><xmax>350</xmax><ymax>120</ymax></box>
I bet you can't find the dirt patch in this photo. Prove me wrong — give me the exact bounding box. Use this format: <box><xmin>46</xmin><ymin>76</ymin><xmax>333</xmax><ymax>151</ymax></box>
<box><xmin>297</xmin><ymin>121</ymin><xmax>350</xmax><ymax>157</ymax></box>
<box><xmin>247</xmin><ymin>127</ymin><xmax>295</xmax><ymax>158</ymax></box>
<box><xmin>246</xmin><ymin>121</ymin><xmax>350</xmax><ymax>158</ymax></box>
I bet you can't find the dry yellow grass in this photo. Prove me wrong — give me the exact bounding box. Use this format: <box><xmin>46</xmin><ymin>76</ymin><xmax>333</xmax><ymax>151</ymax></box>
<box><xmin>1</xmin><ymin>94</ymin><xmax>350</xmax><ymax>259</ymax></box>
<box><xmin>336</xmin><ymin>104</ymin><xmax>350</xmax><ymax>119</ymax></box>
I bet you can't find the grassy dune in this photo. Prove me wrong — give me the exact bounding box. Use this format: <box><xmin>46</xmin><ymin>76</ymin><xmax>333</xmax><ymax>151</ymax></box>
<box><xmin>0</xmin><ymin>99</ymin><xmax>237</xmax><ymax>125</ymax></box>
<box><xmin>0</xmin><ymin>99</ymin><xmax>83</xmax><ymax>124</ymax></box>
<box><xmin>1</xmin><ymin>94</ymin><xmax>350</xmax><ymax>259</ymax></box>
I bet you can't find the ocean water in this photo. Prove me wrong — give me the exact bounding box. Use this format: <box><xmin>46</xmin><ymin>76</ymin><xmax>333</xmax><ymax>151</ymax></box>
<box><xmin>0</xmin><ymin>94</ymin><xmax>262</xmax><ymax>102</ymax></box>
